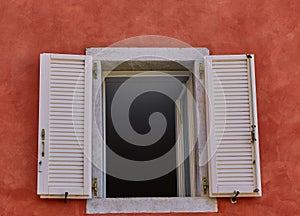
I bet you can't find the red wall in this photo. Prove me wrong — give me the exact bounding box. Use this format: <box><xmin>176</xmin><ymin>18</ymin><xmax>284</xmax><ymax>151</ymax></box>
<box><xmin>0</xmin><ymin>0</ymin><xmax>299</xmax><ymax>215</ymax></box>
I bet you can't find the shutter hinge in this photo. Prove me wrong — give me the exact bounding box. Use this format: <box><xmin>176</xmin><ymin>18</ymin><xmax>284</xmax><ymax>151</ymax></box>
<box><xmin>92</xmin><ymin>178</ymin><xmax>98</xmax><ymax>197</ymax></box>
<box><xmin>246</xmin><ymin>54</ymin><xmax>252</xmax><ymax>59</ymax></box>
<box><xmin>92</xmin><ymin>63</ymin><xmax>98</xmax><ymax>80</ymax></box>
<box><xmin>199</xmin><ymin>64</ymin><xmax>205</xmax><ymax>80</ymax></box>
<box><xmin>251</xmin><ymin>125</ymin><xmax>256</xmax><ymax>143</ymax></box>
<box><xmin>202</xmin><ymin>177</ymin><xmax>209</xmax><ymax>194</ymax></box>
<box><xmin>199</xmin><ymin>64</ymin><xmax>205</xmax><ymax>71</ymax></box>
<box><xmin>41</xmin><ymin>129</ymin><xmax>45</xmax><ymax>140</ymax></box>
<box><xmin>41</xmin><ymin>129</ymin><xmax>45</xmax><ymax>157</ymax></box>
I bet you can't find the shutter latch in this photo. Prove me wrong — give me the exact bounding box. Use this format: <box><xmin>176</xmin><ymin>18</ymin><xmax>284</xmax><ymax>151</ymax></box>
<box><xmin>92</xmin><ymin>178</ymin><xmax>98</xmax><ymax>197</ymax></box>
<box><xmin>231</xmin><ymin>190</ymin><xmax>240</xmax><ymax>204</ymax></box>
<box><xmin>64</xmin><ymin>192</ymin><xmax>68</xmax><ymax>203</ymax></box>
<box><xmin>202</xmin><ymin>177</ymin><xmax>208</xmax><ymax>194</ymax></box>
<box><xmin>251</xmin><ymin>125</ymin><xmax>256</xmax><ymax>143</ymax></box>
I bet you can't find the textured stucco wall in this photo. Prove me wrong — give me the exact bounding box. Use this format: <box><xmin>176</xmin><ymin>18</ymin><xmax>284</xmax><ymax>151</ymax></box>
<box><xmin>0</xmin><ymin>0</ymin><xmax>299</xmax><ymax>215</ymax></box>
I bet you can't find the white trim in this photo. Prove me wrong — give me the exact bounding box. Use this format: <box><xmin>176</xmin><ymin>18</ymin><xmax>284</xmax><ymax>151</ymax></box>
<box><xmin>87</xmin><ymin>48</ymin><xmax>209</xmax><ymax>61</ymax></box>
<box><xmin>86</xmin><ymin>47</ymin><xmax>217</xmax><ymax>213</ymax></box>
<box><xmin>87</xmin><ymin>197</ymin><xmax>217</xmax><ymax>214</ymax></box>
<box><xmin>91</xmin><ymin>60</ymin><xmax>106</xmax><ymax>198</ymax></box>
<box><xmin>193</xmin><ymin>60</ymin><xmax>209</xmax><ymax>197</ymax></box>
<box><xmin>83</xmin><ymin>55</ymin><xmax>93</xmax><ymax>197</ymax></box>
<box><xmin>37</xmin><ymin>54</ymin><xmax>50</xmax><ymax>195</ymax></box>
<box><xmin>102</xmin><ymin>78</ymin><xmax>107</xmax><ymax>198</ymax></box>
<box><xmin>248</xmin><ymin>55</ymin><xmax>262</xmax><ymax>196</ymax></box>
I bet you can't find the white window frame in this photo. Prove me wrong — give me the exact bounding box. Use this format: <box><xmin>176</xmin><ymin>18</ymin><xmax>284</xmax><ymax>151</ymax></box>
<box><xmin>85</xmin><ymin>48</ymin><xmax>217</xmax><ymax>213</ymax></box>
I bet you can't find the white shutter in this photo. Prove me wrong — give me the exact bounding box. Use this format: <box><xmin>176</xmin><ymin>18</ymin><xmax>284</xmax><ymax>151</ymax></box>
<box><xmin>205</xmin><ymin>54</ymin><xmax>261</xmax><ymax>197</ymax></box>
<box><xmin>37</xmin><ymin>54</ymin><xmax>92</xmax><ymax>199</ymax></box>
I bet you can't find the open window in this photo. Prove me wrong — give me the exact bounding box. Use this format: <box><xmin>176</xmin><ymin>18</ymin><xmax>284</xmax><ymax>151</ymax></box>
<box><xmin>175</xmin><ymin>77</ymin><xmax>197</xmax><ymax>197</ymax></box>
<box><xmin>37</xmin><ymin>48</ymin><xmax>261</xmax><ymax>213</ymax></box>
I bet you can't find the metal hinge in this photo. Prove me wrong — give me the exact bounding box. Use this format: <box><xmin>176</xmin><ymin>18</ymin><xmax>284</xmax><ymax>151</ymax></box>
<box><xmin>251</xmin><ymin>125</ymin><xmax>256</xmax><ymax>143</ymax></box>
<box><xmin>41</xmin><ymin>129</ymin><xmax>45</xmax><ymax>157</ymax></box>
<box><xmin>92</xmin><ymin>178</ymin><xmax>98</xmax><ymax>197</ymax></box>
<box><xmin>199</xmin><ymin>64</ymin><xmax>205</xmax><ymax>71</ymax></box>
<box><xmin>41</xmin><ymin>129</ymin><xmax>45</xmax><ymax>140</ymax></box>
<box><xmin>202</xmin><ymin>177</ymin><xmax>209</xmax><ymax>194</ymax></box>
<box><xmin>92</xmin><ymin>63</ymin><xmax>98</xmax><ymax>80</ymax></box>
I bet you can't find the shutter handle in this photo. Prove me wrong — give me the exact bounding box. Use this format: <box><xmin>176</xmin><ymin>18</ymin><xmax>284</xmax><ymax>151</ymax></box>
<box><xmin>230</xmin><ymin>190</ymin><xmax>240</xmax><ymax>204</ymax></box>
<box><xmin>64</xmin><ymin>192</ymin><xmax>68</xmax><ymax>203</ymax></box>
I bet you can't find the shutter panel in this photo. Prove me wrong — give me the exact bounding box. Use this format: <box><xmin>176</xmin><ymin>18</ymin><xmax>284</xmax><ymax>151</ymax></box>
<box><xmin>38</xmin><ymin>54</ymin><xmax>92</xmax><ymax>199</ymax></box>
<box><xmin>205</xmin><ymin>54</ymin><xmax>262</xmax><ymax>197</ymax></box>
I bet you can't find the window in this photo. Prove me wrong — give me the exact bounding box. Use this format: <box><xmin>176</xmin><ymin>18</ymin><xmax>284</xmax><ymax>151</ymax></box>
<box><xmin>37</xmin><ymin>48</ymin><xmax>261</xmax><ymax>213</ymax></box>
<box><xmin>104</xmin><ymin>76</ymin><xmax>187</xmax><ymax>198</ymax></box>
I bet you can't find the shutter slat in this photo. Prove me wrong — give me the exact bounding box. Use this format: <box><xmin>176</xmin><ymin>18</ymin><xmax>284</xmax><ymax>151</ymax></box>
<box><xmin>50</xmin><ymin>83</ymin><xmax>85</xmax><ymax>89</ymax></box>
<box><xmin>50</xmin><ymin>87</ymin><xmax>85</xmax><ymax>93</ymax></box>
<box><xmin>217</xmin><ymin>164</ymin><xmax>253</xmax><ymax>169</ymax></box>
<box><xmin>49</xmin><ymin>173</ymin><xmax>84</xmax><ymax>178</ymax></box>
<box><xmin>49</xmin><ymin>128</ymin><xmax>84</xmax><ymax>133</ymax></box>
<box><xmin>49</xmin><ymin>161</ymin><xmax>84</xmax><ymax>166</ymax></box>
<box><xmin>50</xmin><ymin>91</ymin><xmax>85</xmax><ymax>97</ymax></box>
<box><xmin>49</xmin><ymin>111</ymin><xmax>84</xmax><ymax>116</ymax></box>
<box><xmin>51</xmin><ymin>60</ymin><xmax>84</xmax><ymax>65</ymax></box>
<box><xmin>213</xmin><ymin>92</ymin><xmax>249</xmax><ymax>96</ymax></box>
<box><xmin>50</xmin><ymin>148</ymin><xmax>84</xmax><ymax>153</ymax></box>
<box><xmin>49</xmin><ymin>169</ymin><xmax>83</xmax><ymax>174</ymax></box>
<box><xmin>49</xmin><ymin>157</ymin><xmax>84</xmax><ymax>162</ymax></box>
<box><xmin>51</xmin><ymin>72</ymin><xmax>86</xmax><ymax>77</ymax></box>
<box><xmin>50</xmin><ymin>79</ymin><xmax>85</xmax><ymax>84</ymax></box>
<box><xmin>49</xmin><ymin>116</ymin><xmax>84</xmax><ymax>121</ymax></box>
<box><xmin>50</xmin><ymin>108</ymin><xmax>84</xmax><ymax>113</ymax></box>
<box><xmin>49</xmin><ymin>183</ymin><xmax>84</xmax><ymax>187</ymax></box>
<box><xmin>205</xmin><ymin>54</ymin><xmax>261</xmax><ymax>197</ymax></box>
<box><xmin>212</xmin><ymin>61</ymin><xmax>245</xmax><ymax>65</ymax></box>
<box><xmin>213</xmin><ymin>68</ymin><xmax>248</xmax><ymax>72</ymax></box>
<box><xmin>213</xmin><ymin>65</ymin><xmax>247</xmax><ymax>69</ymax></box>
<box><xmin>38</xmin><ymin>53</ymin><xmax>92</xmax><ymax>199</ymax></box>
<box><xmin>51</xmin><ymin>63</ymin><xmax>85</xmax><ymax>69</ymax></box>
<box><xmin>49</xmin><ymin>103</ymin><xmax>84</xmax><ymax>109</ymax></box>
<box><xmin>49</xmin><ymin>166</ymin><xmax>84</xmax><ymax>170</ymax></box>
<box><xmin>217</xmin><ymin>148</ymin><xmax>252</xmax><ymax>152</ymax></box>
<box><xmin>51</xmin><ymin>68</ymin><xmax>84</xmax><ymax>73</ymax></box>
<box><xmin>49</xmin><ymin>99</ymin><xmax>84</xmax><ymax>104</ymax></box>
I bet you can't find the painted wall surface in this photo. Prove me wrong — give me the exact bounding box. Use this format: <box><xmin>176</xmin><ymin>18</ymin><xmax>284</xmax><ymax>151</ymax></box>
<box><xmin>0</xmin><ymin>0</ymin><xmax>299</xmax><ymax>215</ymax></box>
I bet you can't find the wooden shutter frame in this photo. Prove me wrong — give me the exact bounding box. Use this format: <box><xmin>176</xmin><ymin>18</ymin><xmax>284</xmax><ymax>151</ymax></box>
<box><xmin>205</xmin><ymin>54</ymin><xmax>262</xmax><ymax>197</ymax></box>
<box><xmin>37</xmin><ymin>53</ymin><xmax>92</xmax><ymax>199</ymax></box>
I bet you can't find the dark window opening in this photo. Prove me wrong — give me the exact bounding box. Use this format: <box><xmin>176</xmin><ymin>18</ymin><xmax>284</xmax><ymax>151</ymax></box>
<box><xmin>105</xmin><ymin>76</ymin><xmax>187</xmax><ymax>197</ymax></box>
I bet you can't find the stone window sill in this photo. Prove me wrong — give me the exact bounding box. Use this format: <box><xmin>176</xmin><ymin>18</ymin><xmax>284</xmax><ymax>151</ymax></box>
<box><xmin>86</xmin><ymin>197</ymin><xmax>217</xmax><ymax>214</ymax></box>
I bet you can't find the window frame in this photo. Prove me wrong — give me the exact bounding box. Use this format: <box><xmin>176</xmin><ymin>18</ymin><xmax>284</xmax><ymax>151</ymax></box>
<box><xmin>86</xmin><ymin>47</ymin><xmax>217</xmax><ymax>213</ymax></box>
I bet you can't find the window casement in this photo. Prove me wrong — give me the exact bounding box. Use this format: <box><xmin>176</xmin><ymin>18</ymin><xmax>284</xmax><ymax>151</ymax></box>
<box><xmin>37</xmin><ymin>48</ymin><xmax>261</xmax><ymax>212</ymax></box>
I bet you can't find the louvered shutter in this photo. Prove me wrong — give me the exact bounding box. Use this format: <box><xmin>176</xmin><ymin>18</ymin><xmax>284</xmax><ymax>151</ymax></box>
<box><xmin>205</xmin><ymin>54</ymin><xmax>262</xmax><ymax>197</ymax></box>
<box><xmin>37</xmin><ymin>54</ymin><xmax>92</xmax><ymax>199</ymax></box>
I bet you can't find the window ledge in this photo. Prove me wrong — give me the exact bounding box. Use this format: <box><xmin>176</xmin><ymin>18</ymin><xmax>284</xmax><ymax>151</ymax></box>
<box><xmin>86</xmin><ymin>197</ymin><xmax>217</xmax><ymax>214</ymax></box>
